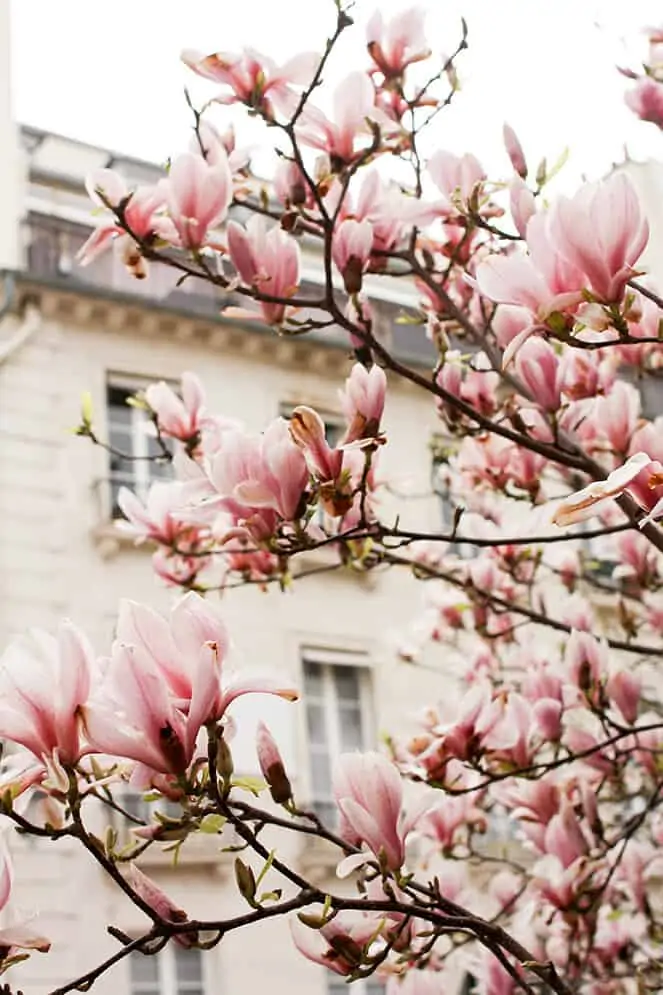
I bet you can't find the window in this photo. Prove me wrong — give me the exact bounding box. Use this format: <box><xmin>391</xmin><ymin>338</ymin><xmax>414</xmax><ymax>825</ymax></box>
<box><xmin>107</xmin><ymin>381</ymin><xmax>172</xmax><ymax>516</ymax></box>
<box><xmin>129</xmin><ymin>945</ymin><xmax>205</xmax><ymax>995</ymax></box>
<box><xmin>303</xmin><ymin>650</ymin><xmax>373</xmax><ymax>826</ymax></box>
<box><xmin>327</xmin><ymin>977</ymin><xmax>385</xmax><ymax>995</ymax></box>
<box><xmin>119</xmin><ymin>788</ymin><xmax>183</xmax><ymax>827</ymax></box>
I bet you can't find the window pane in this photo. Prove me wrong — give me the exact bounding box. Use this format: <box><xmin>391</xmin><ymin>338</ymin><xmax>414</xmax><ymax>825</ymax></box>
<box><xmin>303</xmin><ymin>660</ymin><xmax>324</xmax><ymax>698</ymax></box>
<box><xmin>175</xmin><ymin>947</ymin><xmax>203</xmax><ymax>983</ymax></box>
<box><xmin>333</xmin><ymin>666</ymin><xmax>360</xmax><ymax>703</ymax></box>
<box><xmin>310</xmin><ymin>750</ymin><xmax>332</xmax><ymax>798</ymax></box>
<box><xmin>338</xmin><ymin>705</ymin><xmax>364</xmax><ymax>751</ymax></box>
<box><xmin>129</xmin><ymin>951</ymin><xmax>160</xmax><ymax>990</ymax></box>
<box><xmin>306</xmin><ymin>704</ymin><xmax>327</xmax><ymax>746</ymax></box>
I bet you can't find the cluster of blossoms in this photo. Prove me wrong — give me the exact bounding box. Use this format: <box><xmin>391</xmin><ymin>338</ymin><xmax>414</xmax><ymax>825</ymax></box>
<box><xmin>111</xmin><ymin>361</ymin><xmax>386</xmax><ymax>590</ymax></box>
<box><xmin>7</xmin><ymin>4</ymin><xmax>663</xmax><ymax>995</ymax></box>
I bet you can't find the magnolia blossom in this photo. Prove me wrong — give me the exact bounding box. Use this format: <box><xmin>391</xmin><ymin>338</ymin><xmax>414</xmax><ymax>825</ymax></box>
<box><xmin>288</xmin><ymin>406</ymin><xmax>343</xmax><ymax>482</ymax></box>
<box><xmin>290</xmin><ymin>910</ymin><xmax>381</xmax><ymax>976</ymax></box>
<box><xmin>0</xmin><ymin>835</ymin><xmax>50</xmax><ymax>959</ymax></box>
<box><xmin>332</xmin><ymin>219</ymin><xmax>374</xmax><ymax>294</ymax></box>
<box><xmin>428</xmin><ymin>150</ymin><xmax>486</xmax><ymax>215</ymax></box>
<box><xmin>503</xmin><ymin>123</ymin><xmax>527</xmax><ymax>179</ymax></box>
<box><xmin>625</xmin><ymin>76</ymin><xmax>663</xmax><ymax>128</ymax></box>
<box><xmin>366</xmin><ymin>8</ymin><xmax>430</xmax><ymax>80</ymax></box>
<box><xmin>297</xmin><ymin>73</ymin><xmax>388</xmax><ymax>166</ymax></box>
<box><xmin>0</xmin><ymin>622</ymin><xmax>93</xmax><ymax>767</ymax></box>
<box><xmin>145</xmin><ymin>372</ymin><xmax>207</xmax><ymax>444</ymax></box>
<box><xmin>551</xmin><ymin>452</ymin><xmax>660</xmax><ymax>526</ymax></box>
<box><xmin>164</xmin><ymin>152</ymin><xmax>233</xmax><ymax>250</ymax></box>
<box><xmin>226</xmin><ymin>216</ymin><xmax>301</xmax><ymax>325</ymax></box>
<box><xmin>77</xmin><ymin>168</ymin><xmax>167</xmax><ymax>275</ymax></box>
<box><xmin>333</xmin><ymin>751</ymin><xmax>430</xmax><ymax>871</ymax></box>
<box><xmin>340</xmin><ymin>363</ymin><xmax>387</xmax><ymax>445</ymax></box>
<box><xmin>182</xmin><ymin>47</ymin><xmax>319</xmax><ymax>119</ymax></box>
<box><xmin>204</xmin><ymin>418</ymin><xmax>309</xmax><ymax>530</ymax></box>
<box><xmin>81</xmin><ymin>594</ymin><xmax>297</xmax><ymax>778</ymax></box>
<box><xmin>118</xmin><ymin>481</ymin><xmax>197</xmax><ymax>547</ymax></box>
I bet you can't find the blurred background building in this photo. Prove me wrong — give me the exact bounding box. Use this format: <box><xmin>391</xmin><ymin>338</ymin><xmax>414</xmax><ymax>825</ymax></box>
<box><xmin>0</xmin><ymin>6</ymin><xmax>456</xmax><ymax>994</ymax></box>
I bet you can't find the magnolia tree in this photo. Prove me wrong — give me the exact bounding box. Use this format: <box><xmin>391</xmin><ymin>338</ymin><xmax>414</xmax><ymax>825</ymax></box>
<box><xmin>4</xmin><ymin>5</ymin><xmax>663</xmax><ymax>995</ymax></box>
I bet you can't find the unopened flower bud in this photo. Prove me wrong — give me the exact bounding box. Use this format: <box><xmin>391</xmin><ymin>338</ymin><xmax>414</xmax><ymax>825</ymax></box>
<box><xmin>216</xmin><ymin>733</ymin><xmax>234</xmax><ymax>780</ymax></box>
<box><xmin>256</xmin><ymin>722</ymin><xmax>292</xmax><ymax>804</ymax></box>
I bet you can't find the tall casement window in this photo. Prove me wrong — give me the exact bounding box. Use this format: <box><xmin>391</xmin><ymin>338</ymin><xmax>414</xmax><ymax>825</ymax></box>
<box><xmin>302</xmin><ymin>649</ymin><xmax>374</xmax><ymax>826</ymax></box>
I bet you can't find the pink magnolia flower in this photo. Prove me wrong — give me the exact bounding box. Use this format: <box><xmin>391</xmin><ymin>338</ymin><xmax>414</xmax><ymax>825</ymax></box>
<box><xmin>333</xmin><ymin>752</ymin><xmax>430</xmax><ymax>871</ymax></box>
<box><xmin>288</xmin><ymin>406</ymin><xmax>343</xmax><ymax>482</ymax></box>
<box><xmin>145</xmin><ymin>372</ymin><xmax>207</xmax><ymax>444</ymax></box>
<box><xmin>366</xmin><ymin>8</ymin><xmax>431</xmax><ymax>80</ymax></box>
<box><xmin>418</xmin><ymin>795</ymin><xmax>487</xmax><ymax>850</ymax></box>
<box><xmin>297</xmin><ymin>73</ymin><xmax>388</xmax><ymax>167</ymax></box>
<box><xmin>514</xmin><ymin>337</ymin><xmax>561</xmax><ymax>411</ymax></box>
<box><xmin>564</xmin><ymin>630</ymin><xmax>608</xmax><ymax>692</ymax></box>
<box><xmin>189</xmin><ymin>120</ymin><xmax>250</xmax><ymax>174</ymax></box>
<box><xmin>126</xmin><ymin>864</ymin><xmax>195</xmax><ymax>947</ymax></box>
<box><xmin>226</xmin><ymin>216</ymin><xmax>301</xmax><ymax>326</ymax></box>
<box><xmin>558</xmin><ymin>349</ymin><xmax>616</xmax><ymax>401</ymax></box>
<box><xmin>503</xmin><ymin>123</ymin><xmax>527</xmax><ymax>179</ymax></box>
<box><xmin>256</xmin><ymin>721</ymin><xmax>292</xmax><ymax>804</ymax></box>
<box><xmin>164</xmin><ymin>152</ymin><xmax>232</xmax><ymax>250</ymax></box>
<box><xmin>543</xmin><ymin>799</ymin><xmax>589</xmax><ymax>868</ymax></box>
<box><xmin>551</xmin><ymin>451</ymin><xmax>659</xmax><ymax>526</ymax></box>
<box><xmin>428</xmin><ymin>150</ymin><xmax>486</xmax><ymax>215</ymax></box>
<box><xmin>290</xmin><ymin>910</ymin><xmax>380</xmax><ymax>976</ymax></box>
<box><xmin>0</xmin><ymin>835</ymin><xmax>50</xmax><ymax>957</ymax></box>
<box><xmin>82</xmin><ymin>593</ymin><xmax>297</xmax><ymax>776</ymax></box>
<box><xmin>274</xmin><ymin>159</ymin><xmax>312</xmax><ymax>209</ymax></box>
<box><xmin>350</xmin><ymin>170</ymin><xmax>435</xmax><ymax>253</ymax></box>
<box><xmin>548</xmin><ymin>173</ymin><xmax>649</xmax><ymax>303</ymax></box>
<box><xmin>606</xmin><ymin>669</ymin><xmax>641</xmax><ymax>724</ymax></box>
<box><xmin>625</xmin><ymin>76</ymin><xmax>663</xmax><ymax>128</ymax></box>
<box><xmin>182</xmin><ymin>47</ymin><xmax>319</xmax><ymax>120</ymax></box>
<box><xmin>118</xmin><ymin>481</ymin><xmax>199</xmax><ymax>548</ymax></box>
<box><xmin>588</xmin><ymin>381</ymin><xmax>641</xmax><ymax>455</ymax></box>
<box><xmin>78</xmin><ymin>168</ymin><xmax>167</xmax><ymax>274</ymax></box>
<box><xmin>509</xmin><ymin>176</ymin><xmax>536</xmax><ymax>238</ymax></box>
<box><xmin>332</xmin><ymin>219</ymin><xmax>374</xmax><ymax>294</ymax></box>
<box><xmin>475</xmin><ymin>211</ymin><xmax>585</xmax><ymax>331</ymax></box>
<box><xmin>0</xmin><ymin>622</ymin><xmax>93</xmax><ymax>766</ymax></box>
<box><xmin>339</xmin><ymin>363</ymin><xmax>387</xmax><ymax>445</ymax></box>
<box><xmin>206</xmin><ymin>419</ymin><xmax>309</xmax><ymax>526</ymax></box>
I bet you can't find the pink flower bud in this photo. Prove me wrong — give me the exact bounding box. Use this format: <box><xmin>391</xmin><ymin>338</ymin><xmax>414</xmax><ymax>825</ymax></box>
<box><xmin>606</xmin><ymin>670</ymin><xmax>641</xmax><ymax>725</ymax></box>
<box><xmin>340</xmin><ymin>363</ymin><xmax>387</xmax><ymax>445</ymax></box>
<box><xmin>256</xmin><ymin>722</ymin><xmax>292</xmax><ymax>804</ymax></box>
<box><xmin>503</xmin><ymin>123</ymin><xmax>528</xmax><ymax>179</ymax></box>
<box><xmin>332</xmin><ymin>218</ymin><xmax>374</xmax><ymax>294</ymax></box>
<box><xmin>126</xmin><ymin>864</ymin><xmax>196</xmax><ymax>946</ymax></box>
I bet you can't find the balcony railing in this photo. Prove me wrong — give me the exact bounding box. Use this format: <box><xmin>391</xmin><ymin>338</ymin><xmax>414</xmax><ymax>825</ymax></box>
<box><xmin>22</xmin><ymin>211</ymin><xmax>436</xmax><ymax>363</ymax></box>
<box><xmin>23</xmin><ymin>212</ymin><xmax>239</xmax><ymax>318</ymax></box>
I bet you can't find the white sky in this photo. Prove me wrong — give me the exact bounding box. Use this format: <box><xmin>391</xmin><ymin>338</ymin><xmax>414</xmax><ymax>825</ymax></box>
<box><xmin>9</xmin><ymin>0</ymin><xmax>663</xmax><ymax>191</ymax></box>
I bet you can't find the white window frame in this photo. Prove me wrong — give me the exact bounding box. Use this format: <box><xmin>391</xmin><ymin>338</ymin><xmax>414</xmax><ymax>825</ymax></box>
<box><xmin>128</xmin><ymin>942</ymin><xmax>208</xmax><ymax>995</ymax></box>
<box><xmin>302</xmin><ymin>648</ymin><xmax>375</xmax><ymax>821</ymax></box>
<box><xmin>105</xmin><ymin>375</ymin><xmax>173</xmax><ymax>513</ymax></box>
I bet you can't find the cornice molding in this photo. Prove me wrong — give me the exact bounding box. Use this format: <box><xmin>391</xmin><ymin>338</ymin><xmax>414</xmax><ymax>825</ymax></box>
<box><xmin>18</xmin><ymin>277</ymin><xmax>353</xmax><ymax>377</ymax></box>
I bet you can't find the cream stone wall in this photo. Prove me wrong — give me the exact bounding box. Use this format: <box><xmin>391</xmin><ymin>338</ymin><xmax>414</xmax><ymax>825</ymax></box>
<box><xmin>0</xmin><ymin>192</ymin><xmax>451</xmax><ymax>992</ymax></box>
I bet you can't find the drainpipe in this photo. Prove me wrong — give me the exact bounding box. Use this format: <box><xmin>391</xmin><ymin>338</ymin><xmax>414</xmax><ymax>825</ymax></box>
<box><xmin>0</xmin><ymin>272</ymin><xmax>42</xmax><ymax>366</ymax></box>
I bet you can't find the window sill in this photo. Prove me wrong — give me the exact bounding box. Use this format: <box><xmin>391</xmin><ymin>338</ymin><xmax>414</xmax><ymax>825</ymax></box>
<box><xmin>90</xmin><ymin>522</ymin><xmax>148</xmax><ymax>560</ymax></box>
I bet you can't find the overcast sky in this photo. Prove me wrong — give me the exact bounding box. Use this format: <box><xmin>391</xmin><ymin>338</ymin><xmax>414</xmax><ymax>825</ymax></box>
<box><xmin>9</xmin><ymin>1</ymin><xmax>663</xmax><ymax>190</ymax></box>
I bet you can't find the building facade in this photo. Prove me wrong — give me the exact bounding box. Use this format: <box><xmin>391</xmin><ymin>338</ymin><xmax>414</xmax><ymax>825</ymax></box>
<box><xmin>0</xmin><ymin>14</ymin><xmax>451</xmax><ymax>992</ymax></box>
